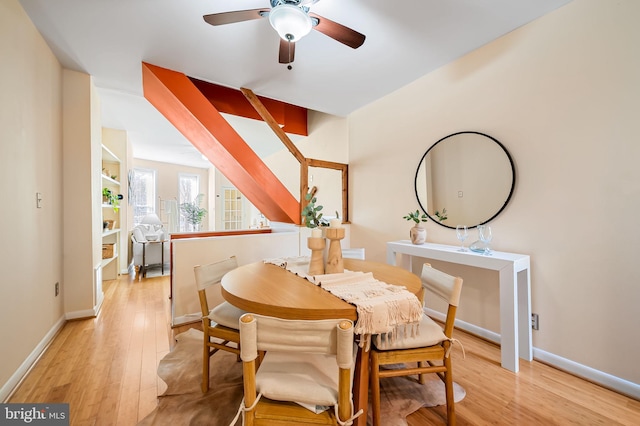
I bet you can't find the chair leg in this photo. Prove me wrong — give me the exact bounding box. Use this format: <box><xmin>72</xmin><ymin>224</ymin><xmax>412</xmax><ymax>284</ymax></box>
<box><xmin>370</xmin><ymin>351</ymin><xmax>382</xmax><ymax>426</ymax></box>
<box><xmin>418</xmin><ymin>361</ymin><xmax>426</xmax><ymax>384</ymax></box>
<box><xmin>444</xmin><ymin>356</ymin><xmax>455</xmax><ymax>426</ymax></box>
<box><xmin>202</xmin><ymin>341</ymin><xmax>210</xmax><ymax>393</ymax></box>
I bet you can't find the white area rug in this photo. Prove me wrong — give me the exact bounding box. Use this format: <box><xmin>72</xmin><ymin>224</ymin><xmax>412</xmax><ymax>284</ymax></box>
<box><xmin>139</xmin><ymin>329</ymin><xmax>465</xmax><ymax>425</ymax></box>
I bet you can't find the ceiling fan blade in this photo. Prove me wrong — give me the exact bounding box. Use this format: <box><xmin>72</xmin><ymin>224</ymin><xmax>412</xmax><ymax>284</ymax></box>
<box><xmin>203</xmin><ymin>9</ymin><xmax>268</xmax><ymax>26</ymax></box>
<box><xmin>309</xmin><ymin>13</ymin><xmax>365</xmax><ymax>49</ymax></box>
<box><xmin>279</xmin><ymin>39</ymin><xmax>296</xmax><ymax>64</ymax></box>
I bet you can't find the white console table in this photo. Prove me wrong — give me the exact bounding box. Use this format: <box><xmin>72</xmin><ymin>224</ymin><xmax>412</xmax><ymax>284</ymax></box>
<box><xmin>387</xmin><ymin>240</ymin><xmax>532</xmax><ymax>373</ymax></box>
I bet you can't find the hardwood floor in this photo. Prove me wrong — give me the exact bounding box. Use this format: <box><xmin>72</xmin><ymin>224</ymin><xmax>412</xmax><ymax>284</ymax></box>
<box><xmin>7</xmin><ymin>273</ymin><xmax>639</xmax><ymax>425</ymax></box>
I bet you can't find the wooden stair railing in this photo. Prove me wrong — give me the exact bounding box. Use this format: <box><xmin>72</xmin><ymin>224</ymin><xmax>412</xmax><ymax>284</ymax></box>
<box><xmin>240</xmin><ymin>87</ymin><xmax>349</xmax><ymax>222</ymax></box>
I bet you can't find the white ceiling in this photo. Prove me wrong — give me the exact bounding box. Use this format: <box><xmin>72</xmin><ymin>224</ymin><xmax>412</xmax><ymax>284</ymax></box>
<box><xmin>19</xmin><ymin>0</ymin><xmax>570</xmax><ymax>169</ymax></box>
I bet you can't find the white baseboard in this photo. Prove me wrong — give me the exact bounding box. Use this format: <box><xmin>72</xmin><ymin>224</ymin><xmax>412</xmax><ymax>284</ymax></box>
<box><xmin>425</xmin><ymin>307</ymin><xmax>501</xmax><ymax>344</ymax></box>
<box><xmin>533</xmin><ymin>347</ymin><xmax>640</xmax><ymax>400</ymax></box>
<box><xmin>1</xmin><ymin>315</ymin><xmax>66</xmax><ymax>402</ymax></box>
<box><xmin>172</xmin><ymin>312</ymin><xmax>202</xmax><ymax>328</ymax></box>
<box><xmin>424</xmin><ymin>307</ymin><xmax>639</xmax><ymax>400</ymax></box>
<box><xmin>65</xmin><ymin>307</ymin><xmax>98</xmax><ymax>320</ymax></box>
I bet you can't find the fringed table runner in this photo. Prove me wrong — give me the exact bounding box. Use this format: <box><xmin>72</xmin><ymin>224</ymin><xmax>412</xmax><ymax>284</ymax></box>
<box><xmin>264</xmin><ymin>256</ymin><xmax>423</xmax><ymax>349</ymax></box>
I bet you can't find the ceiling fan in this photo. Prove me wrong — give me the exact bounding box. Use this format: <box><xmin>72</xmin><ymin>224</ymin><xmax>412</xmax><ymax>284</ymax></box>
<box><xmin>203</xmin><ymin>0</ymin><xmax>366</xmax><ymax>67</ymax></box>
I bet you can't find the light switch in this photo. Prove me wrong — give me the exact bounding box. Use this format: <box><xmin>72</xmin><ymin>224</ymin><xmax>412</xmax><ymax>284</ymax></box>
<box><xmin>36</xmin><ymin>192</ymin><xmax>43</xmax><ymax>208</ymax></box>
<box><xmin>458</xmin><ymin>191</ymin><xmax>463</xmax><ymax>198</ymax></box>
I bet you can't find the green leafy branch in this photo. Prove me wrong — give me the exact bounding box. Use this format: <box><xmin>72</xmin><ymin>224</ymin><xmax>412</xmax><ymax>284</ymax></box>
<box><xmin>435</xmin><ymin>208</ymin><xmax>448</xmax><ymax>222</ymax></box>
<box><xmin>302</xmin><ymin>191</ymin><xmax>330</xmax><ymax>228</ymax></box>
<box><xmin>403</xmin><ymin>209</ymin><xmax>428</xmax><ymax>224</ymax></box>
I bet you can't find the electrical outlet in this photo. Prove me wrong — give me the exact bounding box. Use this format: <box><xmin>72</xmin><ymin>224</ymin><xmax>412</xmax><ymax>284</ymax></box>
<box><xmin>55</xmin><ymin>282</ymin><xmax>59</xmax><ymax>297</ymax></box>
<box><xmin>531</xmin><ymin>313</ymin><xmax>539</xmax><ymax>330</ymax></box>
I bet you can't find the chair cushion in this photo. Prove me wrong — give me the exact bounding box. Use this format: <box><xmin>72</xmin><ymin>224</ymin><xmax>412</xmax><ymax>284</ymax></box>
<box><xmin>256</xmin><ymin>351</ymin><xmax>340</xmax><ymax>407</ymax></box>
<box><xmin>374</xmin><ymin>314</ymin><xmax>447</xmax><ymax>351</ymax></box>
<box><xmin>208</xmin><ymin>301</ymin><xmax>246</xmax><ymax>330</ymax></box>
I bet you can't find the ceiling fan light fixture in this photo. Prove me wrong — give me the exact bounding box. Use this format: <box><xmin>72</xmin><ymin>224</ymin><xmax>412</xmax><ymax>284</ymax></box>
<box><xmin>269</xmin><ymin>4</ymin><xmax>312</xmax><ymax>42</ymax></box>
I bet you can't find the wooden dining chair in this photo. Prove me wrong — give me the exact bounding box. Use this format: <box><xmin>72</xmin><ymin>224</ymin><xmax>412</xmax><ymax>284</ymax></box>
<box><xmin>193</xmin><ymin>255</ymin><xmax>246</xmax><ymax>393</ymax></box>
<box><xmin>234</xmin><ymin>313</ymin><xmax>361</xmax><ymax>426</ymax></box>
<box><xmin>369</xmin><ymin>263</ymin><xmax>464</xmax><ymax>425</ymax></box>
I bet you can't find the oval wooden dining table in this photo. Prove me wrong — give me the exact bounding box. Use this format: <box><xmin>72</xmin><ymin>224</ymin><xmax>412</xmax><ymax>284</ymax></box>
<box><xmin>221</xmin><ymin>258</ymin><xmax>422</xmax><ymax>426</ymax></box>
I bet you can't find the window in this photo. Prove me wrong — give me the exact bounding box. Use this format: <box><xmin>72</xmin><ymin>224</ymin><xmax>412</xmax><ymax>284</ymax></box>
<box><xmin>131</xmin><ymin>168</ymin><xmax>156</xmax><ymax>226</ymax></box>
<box><xmin>223</xmin><ymin>187</ymin><xmax>243</xmax><ymax>230</ymax></box>
<box><xmin>179</xmin><ymin>174</ymin><xmax>200</xmax><ymax>231</ymax></box>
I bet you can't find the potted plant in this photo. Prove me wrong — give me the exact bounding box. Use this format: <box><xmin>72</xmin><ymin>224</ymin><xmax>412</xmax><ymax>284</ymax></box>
<box><xmin>102</xmin><ymin>188</ymin><xmax>120</xmax><ymax>212</ymax></box>
<box><xmin>404</xmin><ymin>209</ymin><xmax>428</xmax><ymax>244</ymax></box>
<box><xmin>180</xmin><ymin>194</ymin><xmax>207</xmax><ymax>231</ymax></box>
<box><xmin>301</xmin><ymin>191</ymin><xmax>330</xmax><ymax>229</ymax></box>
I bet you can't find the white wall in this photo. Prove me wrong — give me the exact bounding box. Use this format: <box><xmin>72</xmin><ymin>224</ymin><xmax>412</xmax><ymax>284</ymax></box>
<box><xmin>0</xmin><ymin>0</ymin><xmax>65</xmax><ymax>397</ymax></box>
<box><xmin>349</xmin><ymin>0</ymin><xmax>640</xmax><ymax>387</ymax></box>
<box><xmin>264</xmin><ymin>111</ymin><xmax>349</xmax><ymax>220</ymax></box>
<box><xmin>62</xmin><ymin>69</ymin><xmax>102</xmax><ymax>317</ymax></box>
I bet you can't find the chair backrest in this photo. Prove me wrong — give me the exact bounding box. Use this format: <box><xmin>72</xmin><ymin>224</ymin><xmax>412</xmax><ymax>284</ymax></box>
<box><xmin>193</xmin><ymin>256</ymin><xmax>238</xmax><ymax>316</ymax></box>
<box><xmin>239</xmin><ymin>314</ymin><xmax>354</xmax><ymax>369</ymax></box>
<box><xmin>342</xmin><ymin>247</ymin><xmax>365</xmax><ymax>260</ymax></box>
<box><xmin>421</xmin><ymin>263</ymin><xmax>463</xmax><ymax>306</ymax></box>
<box><xmin>421</xmin><ymin>263</ymin><xmax>463</xmax><ymax>337</ymax></box>
<box><xmin>131</xmin><ymin>225</ymin><xmax>146</xmax><ymax>243</ymax></box>
<box><xmin>239</xmin><ymin>314</ymin><xmax>356</xmax><ymax>424</ymax></box>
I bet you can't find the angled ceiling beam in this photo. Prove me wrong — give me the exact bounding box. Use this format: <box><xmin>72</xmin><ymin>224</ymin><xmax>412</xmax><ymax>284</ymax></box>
<box><xmin>142</xmin><ymin>62</ymin><xmax>301</xmax><ymax>224</ymax></box>
<box><xmin>240</xmin><ymin>87</ymin><xmax>306</xmax><ymax>164</ymax></box>
<box><xmin>189</xmin><ymin>78</ymin><xmax>308</xmax><ymax>136</ymax></box>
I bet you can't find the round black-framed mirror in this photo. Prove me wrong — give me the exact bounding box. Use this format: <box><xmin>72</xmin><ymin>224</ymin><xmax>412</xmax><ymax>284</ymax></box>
<box><xmin>414</xmin><ymin>131</ymin><xmax>515</xmax><ymax>229</ymax></box>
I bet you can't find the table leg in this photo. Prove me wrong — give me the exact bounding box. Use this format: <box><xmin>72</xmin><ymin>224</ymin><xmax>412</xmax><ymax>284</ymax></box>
<box><xmin>499</xmin><ymin>266</ymin><xmax>518</xmax><ymax>372</ymax></box>
<box><xmin>141</xmin><ymin>243</ymin><xmax>146</xmax><ymax>280</ymax></box>
<box><xmin>161</xmin><ymin>241</ymin><xmax>165</xmax><ymax>275</ymax></box>
<box><xmin>352</xmin><ymin>346</ymin><xmax>369</xmax><ymax>426</ymax></box>
<box><xmin>518</xmin><ymin>268</ymin><xmax>533</xmax><ymax>361</ymax></box>
<box><xmin>386</xmin><ymin>248</ymin><xmax>412</xmax><ymax>271</ymax></box>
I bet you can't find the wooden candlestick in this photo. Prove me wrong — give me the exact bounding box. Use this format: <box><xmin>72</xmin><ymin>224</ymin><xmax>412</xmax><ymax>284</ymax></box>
<box><xmin>307</xmin><ymin>237</ymin><xmax>326</xmax><ymax>275</ymax></box>
<box><xmin>325</xmin><ymin>227</ymin><xmax>345</xmax><ymax>274</ymax></box>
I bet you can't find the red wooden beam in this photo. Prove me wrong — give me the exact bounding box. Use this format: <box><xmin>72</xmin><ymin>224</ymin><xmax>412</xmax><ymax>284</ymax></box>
<box><xmin>142</xmin><ymin>62</ymin><xmax>301</xmax><ymax>224</ymax></box>
<box><xmin>189</xmin><ymin>78</ymin><xmax>308</xmax><ymax>136</ymax></box>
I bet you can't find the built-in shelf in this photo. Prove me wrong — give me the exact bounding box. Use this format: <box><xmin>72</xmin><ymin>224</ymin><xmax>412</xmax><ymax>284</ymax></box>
<box><xmin>101</xmin><ymin>143</ymin><xmax>122</xmax><ymax>281</ymax></box>
<box><xmin>101</xmin><ymin>174</ymin><xmax>120</xmax><ymax>186</ymax></box>
<box><xmin>102</xmin><ymin>229</ymin><xmax>120</xmax><ymax>237</ymax></box>
<box><xmin>101</xmin><ymin>255</ymin><xmax>117</xmax><ymax>269</ymax></box>
<box><xmin>101</xmin><ymin>144</ymin><xmax>121</xmax><ymax>163</ymax></box>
